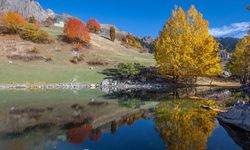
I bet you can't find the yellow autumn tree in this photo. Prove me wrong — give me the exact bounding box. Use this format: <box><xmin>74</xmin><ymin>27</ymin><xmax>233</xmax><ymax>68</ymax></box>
<box><xmin>155</xmin><ymin>6</ymin><xmax>222</xmax><ymax>82</ymax></box>
<box><xmin>228</xmin><ymin>35</ymin><xmax>250</xmax><ymax>84</ymax></box>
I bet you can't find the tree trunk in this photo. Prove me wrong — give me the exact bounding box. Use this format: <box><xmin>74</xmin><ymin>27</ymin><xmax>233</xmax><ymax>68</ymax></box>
<box><xmin>210</xmin><ymin>77</ymin><xmax>214</xmax><ymax>86</ymax></box>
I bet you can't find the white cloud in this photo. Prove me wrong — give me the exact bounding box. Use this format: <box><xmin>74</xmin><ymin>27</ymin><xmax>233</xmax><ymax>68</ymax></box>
<box><xmin>209</xmin><ymin>22</ymin><xmax>250</xmax><ymax>38</ymax></box>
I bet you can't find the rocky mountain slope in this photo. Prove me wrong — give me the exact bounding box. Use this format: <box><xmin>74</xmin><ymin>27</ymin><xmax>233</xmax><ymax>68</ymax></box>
<box><xmin>0</xmin><ymin>0</ymin><xmax>52</xmax><ymax>21</ymax></box>
<box><xmin>216</xmin><ymin>37</ymin><xmax>240</xmax><ymax>52</ymax></box>
<box><xmin>137</xmin><ymin>36</ymin><xmax>155</xmax><ymax>53</ymax></box>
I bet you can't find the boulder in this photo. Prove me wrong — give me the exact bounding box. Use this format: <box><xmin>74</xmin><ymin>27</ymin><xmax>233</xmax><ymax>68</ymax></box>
<box><xmin>244</xmin><ymin>86</ymin><xmax>250</xmax><ymax>96</ymax></box>
<box><xmin>219</xmin><ymin>121</ymin><xmax>250</xmax><ymax>150</ymax></box>
<box><xmin>100</xmin><ymin>24</ymin><xmax>128</xmax><ymax>41</ymax></box>
<box><xmin>218</xmin><ymin>102</ymin><xmax>250</xmax><ymax>131</ymax></box>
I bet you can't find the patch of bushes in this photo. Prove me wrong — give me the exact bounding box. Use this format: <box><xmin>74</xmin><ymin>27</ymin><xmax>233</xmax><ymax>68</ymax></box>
<box><xmin>7</xmin><ymin>55</ymin><xmax>44</xmax><ymax>62</ymax></box>
<box><xmin>122</xmin><ymin>33</ymin><xmax>142</xmax><ymax>49</ymax></box>
<box><xmin>27</xmin><ymin>47</ymin><xmax>39</xmax><ymax>54</ymax></box>
<box><xmin>117</xmin><ymin>63</ymin><xmax>145</xmax><ymax>77</ymax></box>
<box><xmin>0</xmin><ymin>11</ymin><xmax>27</xmax><ymax>34</ymax></box>
<box><xmin>70</xmin><ymin>54</ymin><xmax>85</xmax><ymax>64</ymax></box>
<box><xmin>20</xmin><ymin>23</ymin><xmax>52</xmax><ymax>43</ymax></box>
<box><xmin>87</xmin><ymin>60</ymin><xmax>108</xmax><ymax>66</ymax></box>
<box><xmin>110</xmin><ymin>26</ymin><xmax>116</xmax><ymax>41</ymax></box>
<box><xmin>0</xmin><ymin>11</ymin><xmax>52</xmax><ymax>44</ymax></box>
<box><xmin>28</xmin><ymin>16</ymin><xmax>37</xmax><ymax>24</ymax></box>
<box><xmin>87</xmin><ymin>19</ymin><xmax>101</xmax><ymax>33</ymax></box>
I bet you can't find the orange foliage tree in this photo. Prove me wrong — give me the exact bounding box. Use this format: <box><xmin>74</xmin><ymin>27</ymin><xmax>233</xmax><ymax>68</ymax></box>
<box><xmin>87</xmin><ymin>19</ymin><xmax>101</xmax><ymax>33</ymax></box>
<box><xmin>64</xmin><ymin>18</ymin><xmax>90</xmax><ymax>44</ymax></box>
<box><xmin>0</xmin><ymin>11</ymin><xmax>27</xmax><ymax>34</ymax></box>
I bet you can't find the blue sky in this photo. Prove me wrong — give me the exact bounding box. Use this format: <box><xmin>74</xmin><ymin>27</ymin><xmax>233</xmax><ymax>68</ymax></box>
<box><xmin>38</xmin><ymin>0</ymin><xmax>250</xmax><ymax>37</ymax></box>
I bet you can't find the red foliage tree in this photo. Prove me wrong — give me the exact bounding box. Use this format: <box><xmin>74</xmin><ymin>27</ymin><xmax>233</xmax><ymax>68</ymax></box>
<box><xmin>87</xmin><ymin>19</ymin><xmax>101</xmax><ymax>33</ymax></box>
<box><xmin>64</xmin><ymin>18</ymin><xmax>90</xmax><ymax>44</ymax></box>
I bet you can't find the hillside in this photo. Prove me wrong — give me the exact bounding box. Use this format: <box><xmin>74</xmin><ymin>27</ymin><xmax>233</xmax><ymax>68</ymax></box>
<box><xmin>0</xmin><ymin>27</ymin><xmax>155</xmax><ymax>84</ymax></box>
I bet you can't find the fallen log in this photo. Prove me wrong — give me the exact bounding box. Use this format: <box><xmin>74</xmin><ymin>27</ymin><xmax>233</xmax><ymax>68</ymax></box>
<box><xmin>200</xmin><ymin>104</ymin><xmax>228</xmax><ymax>113</ymax></box>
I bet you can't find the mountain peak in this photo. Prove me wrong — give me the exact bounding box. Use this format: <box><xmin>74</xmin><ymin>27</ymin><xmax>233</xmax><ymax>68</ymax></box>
<box><xmin>0</xmin><ymin>0</ymin><xmax>51</xmax><ymax>21</ymax></box>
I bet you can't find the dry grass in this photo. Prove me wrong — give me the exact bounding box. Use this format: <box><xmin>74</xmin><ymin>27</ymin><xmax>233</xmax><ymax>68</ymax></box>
<box><xmin>196</xmin><ymin>77</ymin><xmax>240</xmax><ymax>87</ymax></box>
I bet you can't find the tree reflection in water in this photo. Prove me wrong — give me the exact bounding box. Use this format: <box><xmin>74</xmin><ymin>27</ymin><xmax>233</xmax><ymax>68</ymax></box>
<box><xmin>155</xmin><ymin>99</ymin><xmax>218</xmax><ymax>150</ymax></box>
<box><xmin>67</xmin><ymin>124</ymin><xmax>102</xmax><ymax>144</ymax></box>
<box><xmin>66</xmin><ymin>111</ymin><xmax>145</xmax><ymax>145</ymax></box>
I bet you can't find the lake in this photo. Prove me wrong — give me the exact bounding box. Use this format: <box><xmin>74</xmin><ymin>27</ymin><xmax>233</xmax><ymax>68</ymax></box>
<box><xmin>0</xmin><ymin>87</ymin><xmax>249</xmax><ymax>150</ymax></box>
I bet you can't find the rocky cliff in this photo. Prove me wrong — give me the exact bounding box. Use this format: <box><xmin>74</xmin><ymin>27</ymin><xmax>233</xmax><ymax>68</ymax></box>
<box><xmin>0</xmin><ymin>0</ymin><xmax>52</xmax><ymax>21</ymax></box>
<box><xmin>100</xmin><ymin>24</ymin><xmax>128</xmax><ymax>41</ymax></box>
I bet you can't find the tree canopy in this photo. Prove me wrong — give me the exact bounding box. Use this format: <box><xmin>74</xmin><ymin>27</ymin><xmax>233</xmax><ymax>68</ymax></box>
<box><xmin>64</xmin><ymin>18</ymin><xmax>90</xmax><ymax>44</ymax></box>
<box><xmin>228</xmin><ymin>35</ymin><xmax>250</xmax><ymax>84</ymax></box>
<box><xmin>154</xmin><ymin>6</ymin><xmax>222</xmax><ymax>82</ymax></box>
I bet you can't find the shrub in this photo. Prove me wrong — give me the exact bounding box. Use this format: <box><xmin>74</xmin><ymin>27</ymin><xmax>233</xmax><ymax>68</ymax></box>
<box><xmin>1</xmin><ymin>11</ymin><xmax>27</xmax><ymax>34</ymax></box>
<box><xmin>87</xmin><ymin>19</ymin><xmax>101</xmax><ymax>33</ymax></box>
<box><xmin>64</xmin><ymin>18</ymin><xmax>90</xmax><ymax>44</ymax></box>
<box><xmin>110</xmin><ymin>26</ymin><xmax>116</xmax><ymax>41</ymax></box>
<box><xmin>27</xmin><ymin>47</ymin><xmax>39</xmax><ymax>54</ymax></box>
<box><xmin>87</xmin><ymin>60</ymin><xmax>108</xmax><ymax>66</ymax></box>
<box><xmin>28</xmin><ymin>16</ymin><xmax>37</xmax><ymax>24</ymax></box>
<box><xmin>122</xmin><ymin>33</ymin><xmax>142</xmax><ymax>49</ymax></box>
<box><xmin>70</xmin><ymin>55</ymin><xmax>84</xmax><ymax>64</ymax></box>
<box><xmin>20</xmin><ymin>23</ymin><xmax>51</xmax><ymax>43</ymax></box>
<box><xmin>117</xmin><ymin>63</ymin><xmax>145</xmax><ymax>77</ymax></box>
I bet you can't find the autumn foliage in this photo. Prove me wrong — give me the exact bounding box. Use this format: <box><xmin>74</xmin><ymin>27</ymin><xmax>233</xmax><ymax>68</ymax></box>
<box><xmin>154</xmin><ymin>6</ymin><xmax>222</xmax><ymax>82</ymax></box>
<box><xmin>20</xmin><ymin>23</ymin><xmax>51</xmax><ymax>43</ymax></box>
<box><xmin>0</xmin><ymin>11</ymin><xmax>27</xmax><ymax>34</ymax></box>
<box><xmin>87</xmin><ymin>19</ymin><xmax>101</xmax><ymax>33</ymax></box>
<box><xmin>228</xmin><ymin>35</ymin><xmax>250</xmax><ymax>84</ymax></box>
<box><xmin>122</xmin><ymin>33</ymin><xmax>142</xmax><ymax>49</ymax></box>
<box><xmin>64</xmin><ymin>18</ymin><xmax>90</xmax><ymax>44</ymax></box>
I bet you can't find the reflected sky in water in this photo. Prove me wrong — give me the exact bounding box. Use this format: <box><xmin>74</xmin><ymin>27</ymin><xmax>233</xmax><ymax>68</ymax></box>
<box><xmin>0</xmin><ymin>87</ymin><xmax>248</xmax><ymax>150</ymax></box>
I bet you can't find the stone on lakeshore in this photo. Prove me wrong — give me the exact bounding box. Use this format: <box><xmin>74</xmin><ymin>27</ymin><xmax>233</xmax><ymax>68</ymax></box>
<box><xmin>218</xmin><ymin>102</ymin><xmax>250</xmax><ymax>131</ymax></box>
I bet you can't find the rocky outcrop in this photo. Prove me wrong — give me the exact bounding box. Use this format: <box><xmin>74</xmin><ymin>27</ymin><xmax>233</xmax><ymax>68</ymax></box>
<box><xmin>100</xmin><ymin>79</ymin><xmax>177</xmax><ymax>94</ymax></box>
<box><xmin>137</xmin><ymin>36</ymin><xmax>155</xmax><ymax>53</ymax></box>
<box><xmin>100</xmin><ymin>24</ymin><xmax>128</xmax><ymax>41</ymax></box>
<box><xmin>218</xmin><ymin>102</ymin><xmax>250</xmax><ymax>131</ymax></box>
<box><xmin>0</xmin><ymin>0</ymin><xmax>53</xmax><ymax>21</ymax></box>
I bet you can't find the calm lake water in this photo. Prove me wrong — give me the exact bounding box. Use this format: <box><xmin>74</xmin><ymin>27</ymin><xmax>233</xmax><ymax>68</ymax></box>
<box><xmin>0</xmin><ymin>87</ymin><xmax>249</xmax><ymax>150</ymax></box>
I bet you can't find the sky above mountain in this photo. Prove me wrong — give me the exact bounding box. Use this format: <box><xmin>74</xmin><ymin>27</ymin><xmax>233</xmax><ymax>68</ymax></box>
<box><xmin>38</xmin><ymin>0</ymin><xmax>250</xmax><ymax>38</ymax></box>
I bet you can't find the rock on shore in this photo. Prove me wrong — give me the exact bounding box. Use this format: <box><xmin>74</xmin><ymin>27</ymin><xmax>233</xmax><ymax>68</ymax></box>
<box><xmin>218</xmin><ymin>102</ymin><xmax>250</xmax><ymax>131</ymax></box>
<box><xmin>101</xmin><ymin>79</ymin><xmax>177</xmax><ymax>94</ymax></box>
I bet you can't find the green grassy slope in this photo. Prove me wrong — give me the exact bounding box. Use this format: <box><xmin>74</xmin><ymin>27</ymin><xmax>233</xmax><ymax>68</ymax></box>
<box><xmin>0</xmin><ymin>27</ymin><xmax>155</xmax><ymax>84</ymax></box>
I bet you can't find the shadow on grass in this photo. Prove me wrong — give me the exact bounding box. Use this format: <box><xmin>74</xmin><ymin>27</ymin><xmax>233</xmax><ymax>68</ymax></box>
<box><xmin>99</xmin><ymin>68</ymin><xmax>121</xmax><ymax>80</ymax></box>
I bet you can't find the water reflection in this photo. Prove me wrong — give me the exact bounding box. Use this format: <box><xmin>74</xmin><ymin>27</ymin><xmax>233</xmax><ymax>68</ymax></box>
<box><xmin>67</xmin><ymin>124</ymin><xmax>101</xmax><ymax>144</ymax></box>
<box><xmin>0</xmin><ymin>88</ymin><xmax>249</xmax><ymax>150</ymax></box>
<box><xmin>155</xmin><ymin>99</ymin><xmax>218</xmax><ymax>150</ymax></box>
<box><xmin>219</xmin><ymin>121</ymin><xmax>250</xmax><ymax>149</ymax></box>
<box><xmin>104</xmin><ymin>86</ymin><xmax>243</xmax><ymax>101</ymax></box>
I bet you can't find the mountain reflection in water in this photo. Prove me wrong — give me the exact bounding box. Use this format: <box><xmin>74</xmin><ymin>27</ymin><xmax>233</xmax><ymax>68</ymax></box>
<box><xmin>0</xmin><ymin>87</ymin><xmax>248</xmax><ymax>150</ymax></box>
